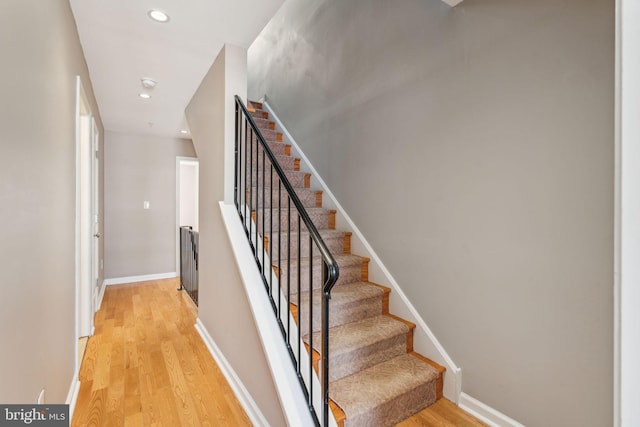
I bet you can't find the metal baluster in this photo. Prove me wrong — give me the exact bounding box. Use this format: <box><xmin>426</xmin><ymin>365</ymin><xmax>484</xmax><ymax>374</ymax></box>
<box><xmin>269</xmin><ymin>164</ymin><xmax>273</xmax><ymax>299</ymax></box>
<box><xmin>234</xmin><ymin>102</ymin><xmax>239</xmax><ymax>211</ymax></box>
<box><xmin>308</xmin><ymin>232</ymin><xmax>313</xmax><ymax>410</ymax></box>
<box><xmin>262</xmin><ymin>146</ymin><xmax>266</xmax><ymax>278</ymax></box>
<box><xmin>254</xmin><ymin>127</ymin><xmax>259</xmax><ymax>262</ymax></box>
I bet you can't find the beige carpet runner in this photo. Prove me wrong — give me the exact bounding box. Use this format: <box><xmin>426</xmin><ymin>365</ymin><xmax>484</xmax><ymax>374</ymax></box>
<box><xmin>248</xmin><ymin>101</ymin><xmax>441</xmax><ymax>427</ymax></box>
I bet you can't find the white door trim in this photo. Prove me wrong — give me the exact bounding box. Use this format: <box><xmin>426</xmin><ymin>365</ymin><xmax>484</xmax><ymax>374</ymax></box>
<box><xmin>175</xmin><ymin>156</ymin><xmax>199</xmax><ymax>277</ymax></box>
<box><xmin>615</xmin><ymin>1</ymin><xmax>640</xmax><ymax>425</ymax></box>
<box><xmin>75</xmin><ymin>76</ymin><xmax>96</xmax><ymax>372</ymax></box>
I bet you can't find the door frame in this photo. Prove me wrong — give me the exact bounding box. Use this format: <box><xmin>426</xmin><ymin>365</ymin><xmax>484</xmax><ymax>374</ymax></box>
<box><xmin>175</xmin><ymin>157</ymin><xmax>199</xmax><ymax>277</ymax></box>
<box><xmin>75</xmin><ymin>76</ymin><xmax>98</xmax><ymax>370</ymax></box>
<box><xmin>615</xmin><ymin>1</ymin><xmax>640</xmax><ymax>425</ymax></box>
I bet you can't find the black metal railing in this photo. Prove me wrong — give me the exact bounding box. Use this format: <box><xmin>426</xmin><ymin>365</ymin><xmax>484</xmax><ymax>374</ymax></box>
<box><xmin>234</xmin><ymin>95</ymin><xmax>339</xmax><ymax>426</ymax></box>
<box><xmin>179</xmin><ymin>226</ymin><xmax>199</xmax><ymax>305</ymax></box>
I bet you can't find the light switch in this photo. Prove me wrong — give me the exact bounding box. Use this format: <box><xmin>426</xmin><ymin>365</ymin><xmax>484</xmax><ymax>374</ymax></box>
<box><xmin>144</xmin><ymin>201</ymin><xmax>150</xmax><ymax>209</ymax></box>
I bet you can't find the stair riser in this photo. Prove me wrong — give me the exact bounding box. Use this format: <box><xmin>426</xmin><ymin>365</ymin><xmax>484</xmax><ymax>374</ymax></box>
<box><xmin>252</xmin><ymin>117</ymin><xmax>276</xmax><ymax>130</ymax></box>
<box><xmin>297</xmin><ymin>296</ymin><xmax>382</xmax><ymax>336</ymax></box>
<box><xmin>254</xmin><ymin>209</ymin><xmax>331</xmax><ymax>233</ymax></box>
<box><xmin>249</xmin><ymin>110</ymin><xmax>267</xmax><ymax>120</ymax></box>
<box><xmin>247</xmin><ymin>188</ymin><xmax>317</xmax><ymax>209</ymax></box>
<box><xmin>258</xmin><ymin>129</ymin><xmax>282</xmax><ymax>142</ymax></box>
<box><xmin>349</xmin><ymin>381</ymin><xmax>436</xmax><ymax>427</ymax></box>
<box><xmin>328</xmin><ymin>335</ymin><xmax>407</xmax><ymax>382</ymax></box>
<box><xmin>255</xmin><ymin>142</ymin><xmax>288</xmax><ymax>156</ymax></box>
<box><xmin>279</xmin><ymin>261</ymin><xmax>362</xmax><ymax>294</ymax></box>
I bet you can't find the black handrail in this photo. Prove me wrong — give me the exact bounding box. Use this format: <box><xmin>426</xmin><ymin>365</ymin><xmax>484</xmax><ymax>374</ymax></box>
<box><xmin>234</xmin><ymin>95</ymin><xmax>339</xmax><ymax>426</ymax></box>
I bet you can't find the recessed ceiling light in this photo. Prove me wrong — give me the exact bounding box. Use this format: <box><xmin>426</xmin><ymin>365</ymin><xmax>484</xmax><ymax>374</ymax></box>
<box><xmin>180</xmin><ymin>130</ymin><xmax>189</xmax><ymax>135</ymax></box>
<box><xmin>148</xmin><ymin>9</ymin><xmax>170</xmax><ymax>23</ymax></box>
<box><xmin>139</xmin><ymin>93</ymin><xmax>151</xmax><ymax>99</ymax></box>
<box><xmin>141</xmin><ymin>78</ymin><xmax>157</xmax><ymax>89</ymax></box>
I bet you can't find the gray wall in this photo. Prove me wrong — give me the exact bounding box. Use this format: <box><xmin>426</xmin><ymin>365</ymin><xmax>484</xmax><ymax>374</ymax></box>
<box><xmin>248</xmin><ymin>0</ymin><xmax>614</xmax><ymax>426</ymax></box>
<box><xmin>0</xmin><ymin>0</ymin><xmax>104</xmax><ymax>403</ymax></box>
<box><xmin>104</xmin><ymin>131</ymin><xmax>195</xmax><ymax>279</ymax></box>
<box><xmin>186</xmin><ymin>45</ymin><xmax>287</xmax><ymax>426</ymax></box>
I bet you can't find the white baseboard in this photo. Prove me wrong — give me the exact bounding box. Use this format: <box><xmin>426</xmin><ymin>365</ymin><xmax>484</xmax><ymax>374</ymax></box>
<box><xmin>262</xmin><ymin>97</ymin><xmax>462</xmax><ymax>400</ymax></box>
<box><xmin>66</xmin><ymin>375</ymin><xmax>81</xmax><ymax>421</ymax></box>
<box><xmin>194</xmin><ymin>318</ymin><xmax>270</xmax><ymax>427</ymax></box>
<box><xmin>459</xmin><ymin>393</ymin><xmax>525</xmax><ymax>427</ymax></box>
<box><xmin>103</xmin><ymin>272</ymin><xmax>177</xmax><ymax>286</ymax></box>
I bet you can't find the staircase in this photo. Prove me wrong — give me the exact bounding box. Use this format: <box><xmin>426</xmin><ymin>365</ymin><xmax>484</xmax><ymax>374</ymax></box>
<box><xmin>245</xmin><ymin>100</ymin><xmax>446</xmax><ymax>427</ymax></box>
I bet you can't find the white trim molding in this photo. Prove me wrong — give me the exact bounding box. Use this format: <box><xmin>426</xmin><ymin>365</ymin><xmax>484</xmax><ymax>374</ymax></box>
<box><xmin>459</xmin><ymin>393</ymin><xmax>525</xmax><ymax>427</ymax></box>
<box><xmin>195</xmin><ymin>318</ymin><xmax>270</xmax><ymax>427</ymax></box>
<box><xmin>103</xmin><ymin>272</ymin><xmax>177</xmax><ymax>286</ymax></box>
<box><xmin>261</xmin><ymin>97</ymin><xmax>462</xmax><ymax>401</ymax></box>
<box><xmin>616</xmin><ymin>0</ymin><xmax>640</xmax><ymax>425</ymax></box>
<box><xmin>66</xmin><ymin>375</ymin><xmax>81</xmax><ymax>421</ymax></box>
<box><xmin>95</xmin><ymin>279</ymin><xmax>106</xmax><ymax>310</ymax></box>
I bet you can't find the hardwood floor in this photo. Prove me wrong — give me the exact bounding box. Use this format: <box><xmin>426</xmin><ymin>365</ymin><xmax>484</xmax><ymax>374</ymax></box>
<box><xmin>72</xmin><ymin>277</ymin><xmax>485</xmax><ymax>426</ymax></box>
<box><xmin>71</xmin><ymin>279</ymin><xmax>251</xmax><ymax>427</ymax></box>
<box><xmin>398</xmin><ymin>399</ymin><xmax>488</xmax><ymax>426</ymax></box>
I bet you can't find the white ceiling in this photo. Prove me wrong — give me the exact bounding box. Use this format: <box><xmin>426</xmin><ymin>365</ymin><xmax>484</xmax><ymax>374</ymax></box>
<box><xmin>69</xmin><ymin>0</ymin><xmax>283</xmax><ymax>139</ymax></box>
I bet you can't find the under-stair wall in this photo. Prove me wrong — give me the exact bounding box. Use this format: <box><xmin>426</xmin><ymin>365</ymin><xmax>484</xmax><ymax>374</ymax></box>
<box><xmin>248</xmin><ymin>0</ymin><xmax>615</xmax><ymax>426</ymax></box>
<box><xmin>185</xmin><ymin>44</ymin><xmax>287</xmax><ymax>426</ymax></box>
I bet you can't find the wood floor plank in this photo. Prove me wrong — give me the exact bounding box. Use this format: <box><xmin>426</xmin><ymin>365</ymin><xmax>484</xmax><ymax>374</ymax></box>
<box><xmin>397</xmin><ymin>398</ymin><xmax>488</xmax><ymax>427</ymax></box>
<box><xmin>72</xmin><ymin>279</ymin><xmax>252</xmax><ymax>426</ymax></box>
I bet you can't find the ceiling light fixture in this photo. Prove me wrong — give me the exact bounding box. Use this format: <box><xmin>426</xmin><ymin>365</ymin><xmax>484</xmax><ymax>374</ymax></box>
<box><xmin>148</xmin><ymin>9</ymin><xmax>170</xmax><ymax>23</ymax></box>
<box><xmin>180</xmin><ymin>130</ymin><xmax>189</xmax><ymax>135</ymax></box>
<box><xmin>141</xmin><ymin>78</ymin><xmax>157</xmax><ymax>89</ymax></box>
<box><xmin>139</xmin><ymin>93</ymin><xmax>151</xmax><ymax>99</ymax></box>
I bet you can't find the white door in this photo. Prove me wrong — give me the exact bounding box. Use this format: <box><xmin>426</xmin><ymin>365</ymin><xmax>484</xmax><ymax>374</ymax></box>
<box><xmin>76</xmin><ymin>77</ymin><xmax>95</xmax><ymax>343</ymax></box>
<box><xmin>91</xmin><ymin>118</ymin><xmax>101</xmax><ymax>309</ymax></box>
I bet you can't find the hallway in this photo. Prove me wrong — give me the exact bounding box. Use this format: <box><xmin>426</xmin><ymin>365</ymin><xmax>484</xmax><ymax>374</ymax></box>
<box><xmin>71</xmin><ymin>279</ymin><xmax>251</xmax><ymax>426</ymax></box>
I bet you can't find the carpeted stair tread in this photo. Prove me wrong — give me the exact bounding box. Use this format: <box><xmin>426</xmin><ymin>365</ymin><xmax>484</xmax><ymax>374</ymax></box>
<box><xmin>249</xmin><ymin>169</ymin><xmax>309</xmax><ymax>188</ymax></box>
<box><xmin>280</xmin><ymin>254</ymin><xmax>365</xmax><ymax>293</ymax></box>
<box><xmin>252</xmin><ymin>116</ymin><xmax>275</xmax><ymax>130</ymax></box>
<box><xmin>252</xmin><ymin>154</ymin><xmax>297</xmax><ymax>171</ymax></box>
<box><xmin>305</xmin><ymin>315</ymin><xmax>409</xmax><ymax>381</ymax></box>
<box><xmin>330</xmin><ymin>353</ymin><xmax>439</xmax><ymax>427</ymax></box>
<box><xmin>269</xmin><ymin>229</ymin><xmax>347</xmax><ymax>261</ymax></box>
<box><xmin>254</xmin><ymin>207</ymin><xmax>333</xmax><ymax>232</ymax></box>
<box><xmin>261</xmin><ymin>141</ymin><xmax>289</xmax><ymax>156</ymax></box>
<box><xmin>248</xmin><ymin>186</ymin><xmax>318</xmax><ymax>209</ymax></box>
<box><xmin>287</xmin><ymin>253</ymin><xmax>363</xmax><ymax>270</ymax></box>
<box><xmin>296</xmin><ymin>282</ymin><xmax>385</xmax><ymax>334</ymax></box>
<box><xmin>248</xmin><ymin>101</ymin><xmax>263</xmax><ymax>111</ymax></box>
<box><xmin>259</xmin><ymin>128</ymin><xmax>281</xmax><ymax>141</ymax></box>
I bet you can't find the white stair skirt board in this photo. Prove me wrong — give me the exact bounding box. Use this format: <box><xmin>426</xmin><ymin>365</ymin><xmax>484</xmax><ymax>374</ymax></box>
<box><xmin>260</xmin><ymin>97</ymin><xmax>463</xmax><ymax>400</ymax></box>
<box><xmin>66</xmin><ymin>374</ymin><xmax>81</xmax><ymax>422</ymax></box>
<box><xmin>459</xmin><ymin>393</ymin><xmax>525</xmax><ymax>427</ymax></box>
<box><xmin>195</xmin><ymin>318</ymin><xmax>270</xmax><ymax>427</ymax></box>
<box><xmin>219</xmin><ymin>201</ymin><xmax>333</xmax><ymax>427</ymax></box>
<box><xmin>95</xmin><ymin>280</ymin><xmax>107</xmax><ymax>310</ymax></box>
<box><xmin>103</xmin><ymin>272</ymin><xmax>177</xmax><ymax>286</ymax></box>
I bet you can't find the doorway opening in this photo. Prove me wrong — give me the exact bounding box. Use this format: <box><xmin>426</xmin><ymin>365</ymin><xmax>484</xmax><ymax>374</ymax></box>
<box><xmin>176</xmin><ymin>157</ymin><xmax>199</xmax><ymax>305</ymax></box>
